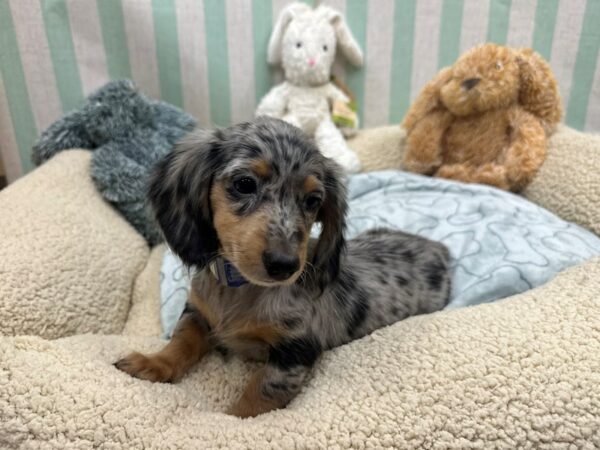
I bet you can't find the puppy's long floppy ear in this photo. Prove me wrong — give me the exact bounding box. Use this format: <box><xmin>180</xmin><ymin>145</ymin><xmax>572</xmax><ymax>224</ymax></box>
<box><xmin>313</xmin><ymin>159</ymin><xmax>348</xmax><ymax>286</ymax></box>
<box><xmin>516</xmin><ymin>48</ymin><xmax>563</xmax><ymax>133</ymax></box>
<box><xmin>317</xmin><ymin>5</ymin><xmax>363</xmax><ymax>66</ymax></box>
<box><xmin>148</xmin><ymin>129</ymin><xmax>224</xmax><ymax>268</ymax></box>
<box><xmin>267</xmin><ymin>3</ymin><xmax>311</xmax><ymax>65</ymax></box>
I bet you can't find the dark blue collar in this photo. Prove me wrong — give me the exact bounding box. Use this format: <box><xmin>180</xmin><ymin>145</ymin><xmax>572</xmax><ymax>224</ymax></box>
<box><xmin>208</xmin><ymin>256</ymin><xmax>248</xmax><ymax>287</ymax></box>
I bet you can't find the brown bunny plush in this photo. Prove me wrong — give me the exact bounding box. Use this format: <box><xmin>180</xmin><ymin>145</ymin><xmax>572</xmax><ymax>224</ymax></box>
<box><xmin>402</xmin><ymin>44</ymin><xmax>562</xmax><ymax>192</ymax></box>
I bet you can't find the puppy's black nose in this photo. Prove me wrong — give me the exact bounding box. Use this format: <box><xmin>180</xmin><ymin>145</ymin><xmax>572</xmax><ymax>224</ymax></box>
<box><xmin>262</xmin><ymin>251</ymin><xmax>300</xmax><ymax>281</ymax></box>
<box><xmin>462</xmin><ymin>78</ymin><xmax>481</xmax><ymax>90</ymax></box>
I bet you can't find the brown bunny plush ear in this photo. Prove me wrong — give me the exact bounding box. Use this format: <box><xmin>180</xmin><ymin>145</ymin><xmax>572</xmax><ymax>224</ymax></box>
<box><xmin>516</xmin><ymin>48</ymin><xmax>563</xmax><ymax>133</ymax></box>
<box><xmin>401</xmin><ymin>66</ymin><xmax>453</xmax><ymax>131</ymax></box>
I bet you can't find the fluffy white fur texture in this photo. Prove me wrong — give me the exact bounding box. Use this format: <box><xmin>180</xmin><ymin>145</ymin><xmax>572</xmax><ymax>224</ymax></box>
<box><xmin>256</xmin><ymin>3</ymin><xmax>363</xmax><ymax>173</ymax></box>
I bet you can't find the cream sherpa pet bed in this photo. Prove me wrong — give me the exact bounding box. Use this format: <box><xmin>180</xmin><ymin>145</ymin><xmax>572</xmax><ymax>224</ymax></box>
<box><xmin>1</xmin><ymin>125</ymin><xmax>599</xmax><ymax>448</ymax></box>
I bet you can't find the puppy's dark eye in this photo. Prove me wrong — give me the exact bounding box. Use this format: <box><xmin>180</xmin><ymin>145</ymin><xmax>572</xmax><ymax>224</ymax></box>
<box><xmin>296</xmin><ymin>42</ymin><xmax>302</xmax><ymax>48</ymax></box>
<box><xmin>304</xmin><ymin>195</ymin><xmax>322</xmax><ymax>212</ymax></box>
<box><xmin>323</xmin><ymin>45</ymin><xmax>328</xmax><ymax>52</ymax></box>
<box><xmin>234</xmin><ymin>177</ymin><xmax>257</xmax><ymax>195</ymax></box>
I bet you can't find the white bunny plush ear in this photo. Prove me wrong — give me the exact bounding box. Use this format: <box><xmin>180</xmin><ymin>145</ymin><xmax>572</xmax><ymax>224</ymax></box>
<box><xmin>267</xmin><ymin>3</ymin><xmax>311</xmax><ymax>65</ymax></box>
<box><xmin>316</xmin><ymin>5</ymin><xmax>363</xmax><ymax>67</ymax></box>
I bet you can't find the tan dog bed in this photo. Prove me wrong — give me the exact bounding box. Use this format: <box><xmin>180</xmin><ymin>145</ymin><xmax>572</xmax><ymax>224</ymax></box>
<box><xmin>1</xmin><ymin>125</ymin><xmax>599</xmax><ymax>448</ymax></box>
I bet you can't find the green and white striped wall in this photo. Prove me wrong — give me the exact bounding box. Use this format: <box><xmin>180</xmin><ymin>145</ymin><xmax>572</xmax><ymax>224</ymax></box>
<box><xmin>1</xmin><ymin>0</ymin><xmax>599</xmax><ymax>183</ymax></box>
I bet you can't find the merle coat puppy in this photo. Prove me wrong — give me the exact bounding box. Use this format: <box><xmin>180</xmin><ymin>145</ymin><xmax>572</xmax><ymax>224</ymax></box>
<box><xmin>115</xmin><ymin>117</ymin><xmax>452</xmax><ymax>417</ymax></box>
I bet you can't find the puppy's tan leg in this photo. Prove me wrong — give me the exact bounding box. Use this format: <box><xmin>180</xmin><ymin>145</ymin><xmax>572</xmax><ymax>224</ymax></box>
<box><xmin>227</xmin><ymin>368</ymin><xmax>283</xmax><ymax>418</ymax></box>
<box><xmin>229</xmin><ymin>337</ymin><xmax>319</xmax><ymax>418</ymax></box>
<box><xmin>115</xmin><ymin>313</ymin><xmax>211</xmax><ymax>383</ymax></box>
<box><xmin>228</xmin><ymin>365</ymin><xmax>312</xmax><ymax>418</ymax></box>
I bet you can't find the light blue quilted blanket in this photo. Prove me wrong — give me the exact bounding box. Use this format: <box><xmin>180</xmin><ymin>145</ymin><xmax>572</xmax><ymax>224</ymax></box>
<box><xmin>160</xmin><ymin>171</ymin><xmax>600</xmax><ymax>338</ymax></box>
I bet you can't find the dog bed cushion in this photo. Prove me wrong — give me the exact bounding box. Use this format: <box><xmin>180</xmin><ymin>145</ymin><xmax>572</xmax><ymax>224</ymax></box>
<box><xmin>160</xmin><ymin>171</ymin><xmax>600</xmax><ymax>337</ymax></box>
<box><xmin>1</xmin><ymin>125</ymin><xmax>600</xmax><ymax>448</ymax></box>
<box><xmin>0</xmin><ymin>150</ymin><xmax>149</xmax><ymax>339</ymax></box>
<box><xmin>2</xmin><ymin>256</ymin><xmax>600</xmax><ymax>448</ymax></box>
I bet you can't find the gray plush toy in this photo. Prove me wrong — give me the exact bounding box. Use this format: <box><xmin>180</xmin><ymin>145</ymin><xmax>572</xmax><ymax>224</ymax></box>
<box><xmin>32</xmin><ymin>80</ymin><xmax>197</xmax><ymax>245</ymax></box>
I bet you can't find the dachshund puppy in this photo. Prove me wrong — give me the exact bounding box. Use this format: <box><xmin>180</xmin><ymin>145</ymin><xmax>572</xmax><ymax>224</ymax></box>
<box><xmin>115</xmin><ymin>117</ymin><xmax>452</xmax><ymax>418</ymax></box>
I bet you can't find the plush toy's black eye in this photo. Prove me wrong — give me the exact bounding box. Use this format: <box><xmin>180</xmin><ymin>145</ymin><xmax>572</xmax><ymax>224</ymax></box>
<box><xmin>234</xmin><ymin>177</ymin><xmax>257</xmax><ymax>195</ymax></box>
<box><xmin>296</xmin><ymin>42</ymin><xmax>302</xmax><ymax>48</ymax></box>
<box><xmin>323</xmin><ymin>45</ymin><xmax>328</xmax><ymax>52</ymax></box>
<box><xmin>496</xmin><ymin>62</ymin><xmax>503</xmax><ymax>70</ymax></box>
<box><xmin>304</xmin><ymin>195</ymin><xmax>322</xmax><ymax>212</ymax></box>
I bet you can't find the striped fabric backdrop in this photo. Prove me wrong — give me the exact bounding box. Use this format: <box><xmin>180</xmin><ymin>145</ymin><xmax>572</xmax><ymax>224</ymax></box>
<box><xmin>0</xmin><ymin>0</ymin><xmax>599</xmax><ymax>183</ymax></box>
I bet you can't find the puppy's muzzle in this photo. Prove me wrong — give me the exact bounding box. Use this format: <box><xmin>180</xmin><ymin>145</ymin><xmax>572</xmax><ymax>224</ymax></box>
<box><xmin>262</xmin><ymin>251</ymin><xmax>300</xmax><ymax>281</ymax></box>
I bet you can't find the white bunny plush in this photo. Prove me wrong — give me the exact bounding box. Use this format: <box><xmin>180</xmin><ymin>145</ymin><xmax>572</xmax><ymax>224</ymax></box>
<box><xmin>256</xmin><ymin>2</ymin><xmax>363</xmax><ymax>173</ymax></box>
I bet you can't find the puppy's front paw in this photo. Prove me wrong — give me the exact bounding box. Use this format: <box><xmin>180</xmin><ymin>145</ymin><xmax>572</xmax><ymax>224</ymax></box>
<box><xmin>114</xmin><ymin>352</ymin><xmax>175</xmax><ymax>383</ymax></box>
<box><xmin>227</xmin><ymin>401</ymin><xmax>250</xmax><ymax>418</ymax></box>
<box><xmin>227</xmin><ymin>398</ymin><xmax>273</xmax><ymax>418</ymax></box>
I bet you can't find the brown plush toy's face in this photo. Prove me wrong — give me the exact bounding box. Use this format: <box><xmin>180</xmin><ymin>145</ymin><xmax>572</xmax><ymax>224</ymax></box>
<box><xmin>440</xmin><ymin>44</ymin><xmax>520</xmax><ymax>116</ymax></box>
